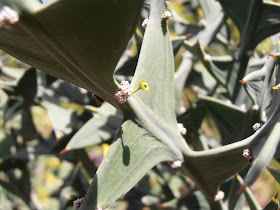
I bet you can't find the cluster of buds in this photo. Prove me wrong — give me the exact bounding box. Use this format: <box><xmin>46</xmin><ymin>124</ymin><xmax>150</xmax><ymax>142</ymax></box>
<box><xmin>114</xmin><ymin>80</ymin><xmax>132</xmax><ymax>104</ymax></box>
<box><xmin>242</xmin><ymin>148</ymin><xmax>254</xmax><ymax>164</ymax></box>
<box><xmin>177</xmin><ymin>123</ymin><xmax>187</xmax><ymax>135</ymax></box>
<box><xmin>171</xmin><ymin>160</ymin><xmax>182</xmax><ymax>168</ymax></box>
<box><xmin>0</xmin><ymin>6</ymin><xmax>19</xmax><ymax>30</ymax></box>
<box><xmin>251</xmin><ymin>104</ymin><xmax>259</xmax><ymax>111</ymax></box>
<box><xmin>73</xmin><ymin>197</ymin><xmax>84</xmax><ymax>209</ymax></box>
<box><xmin>142</xmin><ymin>18</ymin><xmax>149</xmax><ymax>29</ymax></box>
<box><xmin>214</xmin><ymin>191</ymin><xmax>225</xmax><ymax>201</ymax></box>
<box><xmin>252</xmin><ymin>122</ymin><xmax>262</xmax><ymax>131</ymax></box>
<box><xmin>115</xmin><ymin>79</ymin><xmax>149</xmax><ymax>104</ymax></box>
<box><xmin>161</xmin><ymin>10</ymin><xmax>172</xmax><ymax>20</ymax></box>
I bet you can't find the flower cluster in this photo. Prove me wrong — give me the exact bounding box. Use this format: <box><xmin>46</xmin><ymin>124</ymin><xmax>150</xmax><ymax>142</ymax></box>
<box><xmin>115</xmin><ymin>80</ymin><xmax>132</xmax><ymax>104</ymax></box>
<box><xmin>0</xmin><ymin>6</ymin><xmax>19</xmax><ymax>30</ymax></box>
<box><xmin>242</xmin><ymin>148</ymin><xmax>254</xmax><ymax>163</ymax></box>
<box><xmin>161</xmin><ymin>10</ymin><xmax>172</xmax><ymax>20</ymax></box>
<box><xmin>252</xmin><ymin>122</ymin><xmax>262</xmax><ymax>131</ymax></box>
<box><xmin>73</xmin><ymin>197</ymin><xmax>84</xmax><ymax>209</ymax></box>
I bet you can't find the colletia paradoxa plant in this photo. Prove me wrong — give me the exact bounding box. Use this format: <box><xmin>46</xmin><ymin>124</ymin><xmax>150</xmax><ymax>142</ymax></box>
<box><xmin>0</xmin><ymin>0</ymin><xmax>279</xmax><ymax>209</ymax></box>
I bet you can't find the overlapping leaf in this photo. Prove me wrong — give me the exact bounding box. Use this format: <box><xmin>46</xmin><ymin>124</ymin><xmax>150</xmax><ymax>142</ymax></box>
<box><xmin>0</xmin><ymin>0</ymin><xmax>143</xmax><ymax>106</ymax></box>
<box><xmin>80</xmin><ymin>0</ymin><xmax>188</xmax><ymax>208</ymax></box>
<box><xmin>66</xmin><ymin>103</ymin><xmax>122</xmax><ymax>150</ymax></box>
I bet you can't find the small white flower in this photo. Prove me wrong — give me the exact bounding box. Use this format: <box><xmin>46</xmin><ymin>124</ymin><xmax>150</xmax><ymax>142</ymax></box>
<box><xmin>161</xmin><ymin>10</ymin><xmax>172</xmax><ymax>20</ymax></box>
<box><xmin>73</xmin><ymin>197</ymin><xmax>84</xmax><ymax>209</ymax></box>
<box><xmin>204</xmin><ymin>54</ymin><xmax>212</xmax><ymax>62</ymax></box>
<box><xmin>251</xmin><ymin>104</ymin><xmax>259</xmax><ymax>111</ymax></box>
<box><xmin>180</xmin><ymin>106</ymin><xmax>187</xmax><ymax>113</ymax></box>
<box><xmin>240</xmin><ymin>104</ymin><xmax>246</xmax><ymax>111</ymax></box>
<box><xmin>115</xmin><ymin>80</ymin><xmax>132</xmax><ymax>104</ymax></box>
<box><xmin>142</xmin><ymin>18</ymin><xmax>149</xmax><ymax>29</ymax></box>
<box><xmin>214</xmin><ymin>191</ymin><xmax>224</xmax><ymax>201</ymax></box>
<box><xmin>242</xmin><ymin>148</ymin><xmax>254</xmax><ymax>163</ymax></box>
<box><xmin>193</xmin><ymin>85</ymin><xmax>200</xmax><ymax>92</ymax></box>
<box><xmin>0</xmin><ymin>6</ymin><xmax>19</xmax><ymax>30</ymax></box>
<box><xmin>225</xmin><ymin>99</ymin><xmax>232</xmax><ymax>105</ymax></box>
<box><xmin>79</xmin><ymin>88</ymin><xmax>88</xmax><ymax>94</ymax></box>
<box><xmin>171</xmin><ymin>160</ymin><xmax>182</xmax><ymax>168</ymax></box>
<box><xmin>177</xmin><ymin>123</ymin><xmax>187</xmax><ymax>135</ymax></box>
<box><xmin>252</xmin><ymin>122</ymin><xmax>262</xmax><ymax>131</ymax></box>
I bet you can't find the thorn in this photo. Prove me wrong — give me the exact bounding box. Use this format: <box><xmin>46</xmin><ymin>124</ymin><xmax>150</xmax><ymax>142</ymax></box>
<box><xmin>269</xmin><ymin>54</ymin><xmax>276</xmax><ymax>59</ymax></box>
<box><xmin>196</xmin><ymin>39</ymin><xmax>200</xmax><ymax>44</ymax></box>
<box><xmin>56</xmin><ymin>134</ymin><xmax>62</xmax><ymax>141</ymax></box>
<box><xmin>236</xmin><ymin>184</ymin><xmax>247</xmax><ymax>196</ymax></box>
<box><xmin>273</xmin><ymin>193</ymin><xmax>278</xmax><ymax>203</ymax></box>
<box><xmin>60</xmin><ymin>147</ymin><xmax>69</xmax><ymax>155</ymax></box>
<box><xmin>184</xmin><ymin>33</ymin><xmax>192</xmax><ymax>40</ymax></box>
<box><xmin>239</xmin><ymin>79</ymin><xmax>246</xmax><ymax>84</ymax></box>
<box><xmin>235</xmin><ymin>173</ymin><xmax>241</xmax><ymax>180</ymax></box>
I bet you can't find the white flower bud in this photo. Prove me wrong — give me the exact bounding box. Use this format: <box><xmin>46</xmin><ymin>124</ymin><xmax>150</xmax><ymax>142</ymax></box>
<box><xmin>177</xmin><ymin>123</ymin><xmax>187</xmax><ymax>135</ymax></box>
<box><xmin>214</xmin><ymin>191</ymin><xmax>224</xmax><ymax>201</ymax></box>
<box><xmin>171</xmin><ymin>160</ymin><xmax>182</xmax><ymax>168</ymax></box>
<box><xmin>115</xmin><ymin>80</ymin><xmax>132</xmax><ymax>104</ymax></box>
<box><xmin>0</xmin><ymin>6</ymin><xmax>19</xmax><ymax>30</ymax></box>
<box><xmin>251</xmin><ymin>104</ymin><xmax>259</xmax><ymax>111</ymax></box>
<box><xmin>142</xmin><ymin>18</ymin><xmax>149</xmax><ymax>29</ymax></box>
<box><xmin>252</xmin><ymin>122</ymin><xmax>262</xmax><ymax>131</ymax></box>
<box><xmin>242</xmin><ymin>148</ymin><xmax>254</xmax><ymax>163</ymax></box>
<box><xmin>198</xmin><ymin>19</ymin><xmax>208</xmax><ymax>27</ymax></box>
<box><xmin>204</xmin><ymin>54</ymin><xmax>212</xmax><ymax>62</ymax></box>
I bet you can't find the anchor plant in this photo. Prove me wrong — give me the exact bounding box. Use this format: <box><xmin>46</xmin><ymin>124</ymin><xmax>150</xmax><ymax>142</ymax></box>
<box><xmin>0</xmin><ymin>0</ymin><xmax>279</xmax><ymax>209</ymax></box>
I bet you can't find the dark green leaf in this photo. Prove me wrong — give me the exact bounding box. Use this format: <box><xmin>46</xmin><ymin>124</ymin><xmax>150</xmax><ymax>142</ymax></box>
<box><xmin>0</xmin><ymin>0</ymin><xmax>143</xmax><ymax>106</ymax></box>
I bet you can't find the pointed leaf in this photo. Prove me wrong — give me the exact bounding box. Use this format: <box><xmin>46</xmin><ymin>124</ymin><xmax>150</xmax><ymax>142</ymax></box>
<box><xmin>174</xmin><ymin>51</ymin><xmax>193</xmax><ymax>114</ymax></box>
<box><xmin>253</xmin><ymin>2</ymin><xmax>280</xmax><ymax>49</ymax></box>
<box><xmin>268</xmin><ymin>167</ymin><xmax>280</xmax><ymax>184</ymax></box>
<box><xmin>130</xmin><ymin>0</ymin><xmax>177</xmax><ymax>126</ymax></box>
<box><xmin>80</xmin><ymin>119</ymin><xmax>178</xmax><ymax>209</ymax></box>
<box><xmin>195</xmin><ymin>0</ymin><xmax>225</xmax><ymax>47</ymax></box>
<box><xmin>244</xmin><ymin>122</ymin><xmax>280</xmax><ymax>186</ymax></box>
<box><xmin>263</xmin><ymin>193</ymin><xmax>279</xmax><ymax>210</ymax></box>
<box><xmin>41</xmin><ymin>100</ymin><xmax>78</xmax><ymax>139</ymax></box>
<box><xmin>198</xmin><ymin>94</ymin><xmax>254</xmax><ymax>143</ymax></box>
<box><xmin>66</xmin><ymin>103</ymin><xmax>122</xmax><ymax>150</ymax></box>
<box><xmin>0</xmin><ymin>0</ymin><xmax>143</xmax><ymax>106</ymax></box>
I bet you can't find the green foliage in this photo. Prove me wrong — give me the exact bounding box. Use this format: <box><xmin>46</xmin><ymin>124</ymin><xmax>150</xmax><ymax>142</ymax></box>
<box><xmin>0</xmin><ymin>0</ymin><xmax>279</xmax><ymax>209</ymax></box>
